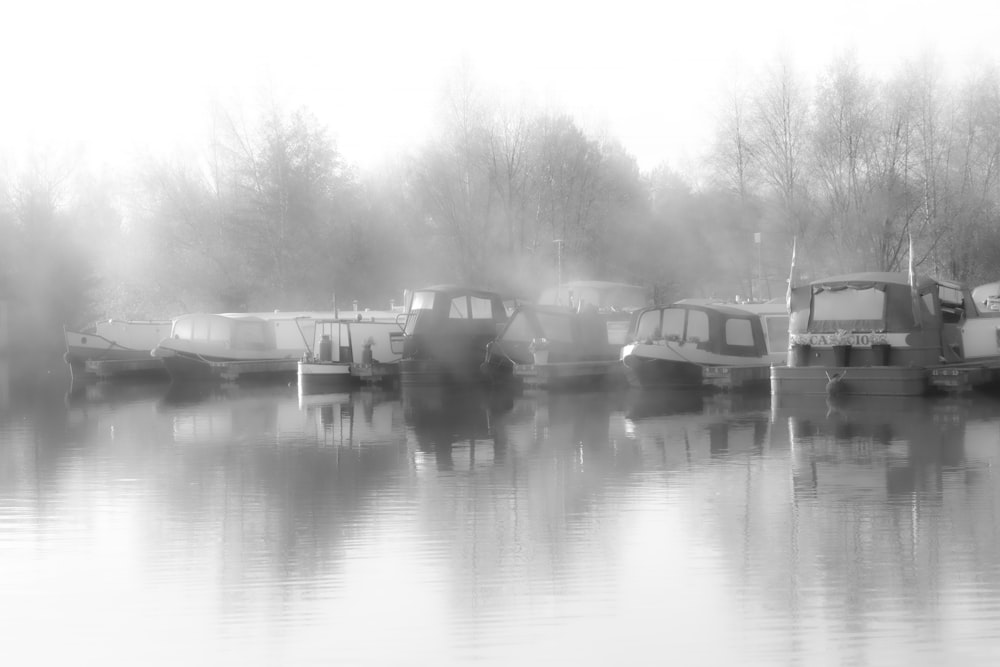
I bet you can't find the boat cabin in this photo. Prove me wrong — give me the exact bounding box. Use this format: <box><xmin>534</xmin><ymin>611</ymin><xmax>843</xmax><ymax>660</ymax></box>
<box><xmin>537</xmin><ymin>280</ymin><xmax>650</xmax><ymax>345</ymax></box>
<box><xmin>392</xmin><ymin>285</ymin><xmax>508</xmax><ymax>383</ymax></box>
<box><xmin>620</xmin><ymin>299</ymin><xmax>789</xmax><ymax>390</ymax></box>
<box><xmin>308</xmin><ymin>318</ymin><xmax>401</xmax><ymax>365</ymax></box>
<box><xmin>164</xmin><ymin>312</ymin><xmax>315</xmax><ymax>357</ymax></box>
<box><xmin>629</xmin><ymin>300</ymin><xmax>789</xmax><ymax>361</ymax></box>
<box><xmin>482</xmin><ymin>303</ymin><xmax>618</xmax><ymax>378</ymax></box>
<box><xmin>786</xmin><ymin>272</ymin><xmax>1000</xmax><ymax>368</ymax></box>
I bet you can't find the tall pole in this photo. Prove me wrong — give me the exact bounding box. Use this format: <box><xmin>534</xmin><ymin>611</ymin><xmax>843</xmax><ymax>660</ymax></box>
<box><xmin>553</xmin><ymin>239</ymin><xmax>564</xmax><ymax>304</ymax></box>
<box><xmin>754</xmin><ymin>232</ymin><xmax>762</xmax><ymax>301</ymax></box>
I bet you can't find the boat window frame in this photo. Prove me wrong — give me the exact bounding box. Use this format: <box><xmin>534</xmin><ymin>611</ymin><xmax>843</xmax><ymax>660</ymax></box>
<box><xmin>449</xmin><ymin>295</ymin><xmax>469</xmax><ymax>319</ymax></box>
<box><xmin>469</xmin><ymin>295</ymin><xmax>494</xmax><ymax>320</ymax></box>
<box><xmin>724</xmin><ymin>316</ymin><xmax>754</xmax><ymax>347</ymax></box>
<box><xmin>808</xmin><ymin>282</ymin><xmax>889</xmax><ymax>332</ymax></box>
<box><xmin>763</xmin><ymin>315</ymin><xmax>790</xmax><ymax>354</ymax></box>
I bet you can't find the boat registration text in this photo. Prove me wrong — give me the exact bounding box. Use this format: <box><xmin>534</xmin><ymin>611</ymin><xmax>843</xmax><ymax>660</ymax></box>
<box><xmin>791</xmin><ymin>332</ymin><xmax>889</xmax><ymax>347</ymax></box>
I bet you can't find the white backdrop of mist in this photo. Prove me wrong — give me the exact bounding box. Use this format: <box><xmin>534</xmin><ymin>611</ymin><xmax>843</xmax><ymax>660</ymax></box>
<box><xmin>3</xmin><ymin>0</ymin><xmax>1000</xmax><ymax>350</ymax></box>
<box><xmin>3</xmin><ymin>0</ymin><xmax>998</xmax><ymax>175</ymax></box>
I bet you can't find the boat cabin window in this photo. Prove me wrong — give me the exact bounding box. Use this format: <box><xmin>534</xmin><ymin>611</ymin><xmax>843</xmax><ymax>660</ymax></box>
<box><xmin>403</xmin><ymin>291</ymin><xmax>437</xmax><ymax>335</ymax></box>
<box><xmin>724</xmin><ymin>317</ymin><xmax>754</xmax><ymax>347</ymax></box>
<box><xmin>939</xmin><ymin>285</ymin><xmax>963</xmax><ymax>306</ymax></box>
<box><xmin>536</xmin><ymin>312</ymin><xmax>574</xmax><ymax>343</ymax></box>
<box><xmin>662</xmin><ymin>308</ymin><xmax>686</xmax><ymax>341</ymax></box>
<box><xmin>634</xmin><ymin>309</ymin><xmax>662</xmax><ymax>341</ymax></box>
<box><xmin>410</xmin><ymin>291</ymin><xmax>436</xmax><ymax>312</ymax></box>
<box><xmin>686</xmin><ymin>309</ymin><xmax>709</xmax><ymax>343</ymax></box>
<box><xmin>813</xmin><ymin>286</ymin><xmax>885</xmax><ymax>322</ymax></box>
<box><xmin>173</xmin><ymin>318</ymin><xmax>194</xmax><ymax>340</ymax></box>
<box><xmin>470</xmin><ymin>296</ymin><xmax>494</xmax><ymax>320</ymax></box>
<box><xmin>764</xmin><ymin>315</ymin><xmax>790</xmax><ymax>353</ymax></box>
<box><xmin>938</xmin><ymin>285</ymin><xmax>965</xmax><ymax>323</ymax></box>
<box><xmin>449</xmin><ymin>296</ymin><xmax>468</xmax><ymax>319</ymax></box>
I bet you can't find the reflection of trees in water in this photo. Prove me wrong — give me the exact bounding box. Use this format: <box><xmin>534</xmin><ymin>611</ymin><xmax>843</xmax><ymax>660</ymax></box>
<box><xmin>6</xmin><ymin>382</ymin><xmax>413</xmax><ymax>623</ymax></box>
<box><xmin>17</xmin><ymin>376</ymin><xmax>1000</xmax><ymax>646</ymax></box>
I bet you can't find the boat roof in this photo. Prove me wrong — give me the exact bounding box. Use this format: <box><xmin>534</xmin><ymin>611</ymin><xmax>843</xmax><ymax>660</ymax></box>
<box><xmin>174</xmin><ymin>311</ymin><xmax>341</xmax><ymax>323</ymax></box>
<box><xmin>804</xmin><ymin>271</ymin><xmax>943</xmax><ymax>290</ymax></box>
<box><xmin>413</xmin><ymin>284</ymin><xmax>503</xmax><ymax>299</ymax></box>
<box><xmin>667</xmin><ymin>298</ymin><xmax>787</xmax><ymax>317</ymax></box>
<box><xmin>552</xmin><ymin>280</ymin><xmax>645</xmax><ymax>290</ymax></box>
<box><xmin>510</xmin><ymin>303</ymin><xmax>578</xmax><ymax>317</ymax></box>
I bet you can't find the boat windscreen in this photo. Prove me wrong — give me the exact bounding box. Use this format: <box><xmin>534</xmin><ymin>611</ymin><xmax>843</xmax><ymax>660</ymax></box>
<box><xmin>173</xmin><ymin>318</ymin><xmax>193</xmax><ymax>340</ymax></box>
<box><xmin>939</xmin><ymin>285</ymin><xmax>964</xmax><ymax>307</ymax></box>
<box><xmin>410</xmin><ymin>291</ymin><xmax>436</xmax><ymax>311</ymax></box>
<box><xmin>634</xmin><ymin>309</ymin><xmax>662</xmax><ymax>341</ymax></box>
<box><xmin>764</xmin><ymin>315</ymin><xmax>789</xmax><ymax>353</ymax></box>
<box><xmin>405</xmin><ymin>291</ymin><xmax>436</xmax><ymax>334</ymax></box>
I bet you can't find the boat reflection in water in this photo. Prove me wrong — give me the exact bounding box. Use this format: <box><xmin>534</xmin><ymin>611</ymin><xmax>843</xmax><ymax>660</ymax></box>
<box><xmin>774</xmin><ymin>392</ymin><xmax>989</xmax><ymax>500</ymax></box>
<box><xmin>9</xmin><ymin>366</ymin><xmax>1000</xmax><ymax>664</ymax></box>
<box><xmin>619</xmin><ymin>389</ymin><xmax>775</xmax><ymax>467</ymax></box>
<box><xmin>401</xmin><ymin>384</ymin><xmax>515</xmax><ymax>469</ymax></box>
<box><xmin>769</xmin><ymin>391</ymin><xmax>1000</xmax><ymax>652</ymax></box>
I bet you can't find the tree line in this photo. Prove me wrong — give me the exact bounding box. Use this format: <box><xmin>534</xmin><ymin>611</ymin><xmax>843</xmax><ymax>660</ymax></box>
<box><xmin>2</xmin><ymin>52</ymin><xmax>1000</xmax><ymax>352</ymax></box>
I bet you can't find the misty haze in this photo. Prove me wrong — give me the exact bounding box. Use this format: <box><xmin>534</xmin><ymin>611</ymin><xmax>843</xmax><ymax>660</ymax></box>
<box><xmin>4</xmin><ymin>2</ymin><xmax>1000</xmax><ymax>665</ymax></box>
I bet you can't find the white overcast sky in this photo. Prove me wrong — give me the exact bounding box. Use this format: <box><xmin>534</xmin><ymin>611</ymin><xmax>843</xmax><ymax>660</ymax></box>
<box><xmin>3</xmin><ymin>0</ymin><xmax>999</xmax><ymax>174</ymax></box>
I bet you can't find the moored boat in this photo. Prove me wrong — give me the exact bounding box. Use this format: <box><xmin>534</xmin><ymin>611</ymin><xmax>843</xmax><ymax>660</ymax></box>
<box><xmin>481</xmin><ymin>303</ymin><xmax>624</xmax><ymax>389</ymax></box>
<box><xmin>620</xmin><ymin>299</ymin><xmax>789</xmax><ymax>391</ymax></box>
<box><xmin>64</xmin><ymin>319</ymin><xmax>172</xmax><ymax>381</ymax></box>
<box><xmin>297</xmin><ymin>317</ymin><xmax>402</xmax><ymax>393</ymax></box>
<box><xmin>152</xmin><ymin>311</ymin><xmax>327</xmax><ymax>383</ymax></box>
<box><xmin>391</xmin><ymin>285</ymin><xmax>508</xmax><ymax>384</ymax></box>
<box><xmin>537</xmin><ymin>280</ymin><xmax>649</xmax><ymax>345</ymax></box>
<box><xmin>771</xmin><ymin>271</ymin><xmax>1000</xmax><ymax>397</ymax></box>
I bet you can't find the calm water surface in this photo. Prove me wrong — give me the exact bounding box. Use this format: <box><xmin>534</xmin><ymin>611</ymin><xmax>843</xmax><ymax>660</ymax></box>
<box><xmin>3</xmin><ymin>357</ymin><xmax>1000</xmax><ymax>665</ymax></box>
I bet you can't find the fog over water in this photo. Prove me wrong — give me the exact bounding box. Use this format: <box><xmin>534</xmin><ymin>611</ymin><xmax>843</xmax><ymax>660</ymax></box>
<box><xmin>4</xmin><ymin>7</ymin><xmax>1000</xmax><ymax>663</ymax></box>
<box><xmin>3</xmin><ymin>361</ymin><xmax>1000</xmax><ymax>664</ymax></box>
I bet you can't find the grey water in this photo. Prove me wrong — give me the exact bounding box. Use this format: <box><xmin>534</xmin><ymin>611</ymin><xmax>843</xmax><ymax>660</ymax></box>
<box><xmin>4</xmin><ymin>358</ymin><xmax>1000</xmax><ymax>666</ymax></box>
